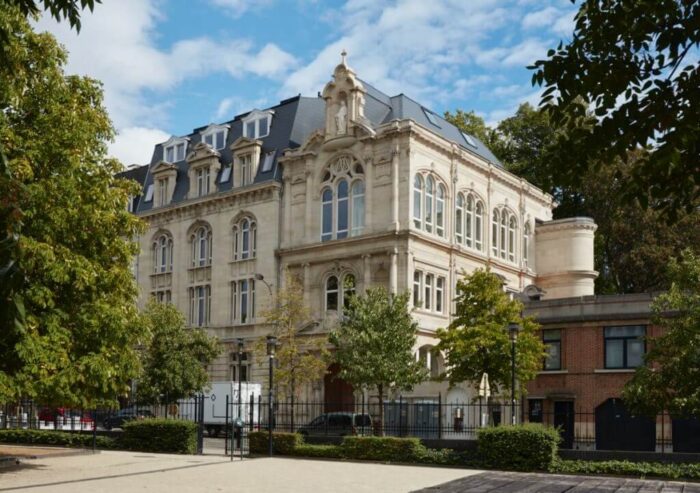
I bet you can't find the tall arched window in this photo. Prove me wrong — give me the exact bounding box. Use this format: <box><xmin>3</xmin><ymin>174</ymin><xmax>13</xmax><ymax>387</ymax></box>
<box><xmin>499</xmin><ymin>212</ymin><xmax>507</xmax><ymax>259</ymax></box>
<box><xmin>233</xmin><ymin>217</ymin><xmax>257</xmax><ymax>260</ymax></box>
<box><xmin>241</xmin><ymin>219</ymin><xmax>250</xmax><ymax>259</ymax></box>
<box><xmin>425</xmin><ymin>176</ymin><xmax>434</xmax><ymax>233</ymax></box>
<box><xmin>190</xmin><ymin>225</ymin><xmax>212</xmax><ymax>267</ymax></box>
<box><xmin>455</xmin><ymin>194</ymin><xmax>463</xmax><ymax>243</ymax></box>
<box><xmin>523</xmin><ymin>222</ymin><xmax>531</xmax><ymax>268</ymax></box>
<box><xmin>465</xmin><ymin>194</ymin><xmax>474</xmax><ymax>248</ymax></box>
<box><xmin>320</xmin><ymin>157</ymin><xmax>365</xmax><ymax>241</ymax></box>
<box><xmin>436</xmin><ymin>184</ymin><xmax>445</xmax><ymax>237</ymax></box>
<box><xmin>343</xmin><ymin>274</ymin><xmax>356</xmax><ymax>309</ymax></box>
<box><xmin>508</xmin><ymin>216</ymin><xmax>517</xmax><ymax>262</ymax></box>
<box><xmin>414</xmin><ymin>173</ymin><xmax>447</xmax><ymax>238</ymax></box>
<box><xmin>413</xmin><ymin>175</ymin><xmax>423</xmax><ymax>228</ymax></box>
<box><xmin>322</xmin><ymin>188</ymin><xmax>333</xmax><ymax>242</ymax></box>
<box><xmin>325</xmin><ymin>276</ymin><xmax>339</xmax><ymax>311</ymax></box>
<box><xmin>351</xmin><ymin>181</ymin><xmax>365</xmax><ymax>236</ymax></box>
<box><xmin>475</xmin><ymin>201</ymin><xmax>483</xmax><ymax>251</ymax></box>
<box><xmin>492</xmin><ymin>210</ymin><xmax>500</xmax><ymax>257</ymax></box>
<box><xmin>152</xmin><ymin>233</ymin><xmax>173</xmax><ymax>273</ymax></box>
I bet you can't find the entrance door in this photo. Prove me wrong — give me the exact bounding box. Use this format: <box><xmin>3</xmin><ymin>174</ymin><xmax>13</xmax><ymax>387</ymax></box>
<box><xmin>672</xmin><ymin>417</ymin><xmax>700</xmax><ymax>452</ymax></box>
<box><xmin>413</xmin><ymin>401</ymin><xmax>439</xmax><ymax>439</ymax></box>
<box><xmin>324</xmin><ymin>363</ymin><xmax>354</xmax><ymax>412</ymax></box>
<box><xmin>554</xmin><ymin>401</ymin><xmax>574</xmax><ymax>449</ymax></box>
<box><xmin>595</xmin><ymin>398</ymin><xmax>655</xmax><ymax>451</ymax></box>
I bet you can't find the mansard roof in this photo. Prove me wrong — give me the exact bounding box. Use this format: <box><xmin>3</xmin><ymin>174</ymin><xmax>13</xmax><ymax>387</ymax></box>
<box><xmin>131</xmin><ymin>77</ymin><xmax>502</xmax><ymax>214</ymax></box>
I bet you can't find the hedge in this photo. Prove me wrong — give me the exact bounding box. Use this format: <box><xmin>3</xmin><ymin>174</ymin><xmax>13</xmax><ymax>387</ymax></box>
<box><xmin>477</xmin><ymin>424</ymin><xmax>560</xmax><ymax>471</ymax></box>
<box><xmin>120</xmin><ymin>418</ymin><xmax>197</xmax><ymax>454</ymax></box>
<box><xmin>342</xmin><ymin>436</ymin><xmax>426</xmax><ymax>462</ymax></box>
<box><xmin>552</xmin><ymin>459</ymin><xmax>700</xmax><ymax>481</ymax></box>
<box><xmin>291</xmin><ymin>443</ymin><xmax>343</xmax><ymax>459</ymax></box>
<box><xmin>249</xmin><ymin>432</ymin><xmax>302</xmax><ymax>455</ymax></box>
<box><xmin>0</xmin><ymin>429</ymin><xmax>116</xmax><ymax>449</ymax></box>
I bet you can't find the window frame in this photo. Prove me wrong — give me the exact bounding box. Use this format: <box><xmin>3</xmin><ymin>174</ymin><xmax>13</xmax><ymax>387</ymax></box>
<box><xmin>542</xmin><ymin>329</ymin><xmax>562</xmax><ymax>371</ymax></box>
<box><xmin>604</xmin><ymin>325</ymin><xmax>646</xmax><ymax>369</ymax></box>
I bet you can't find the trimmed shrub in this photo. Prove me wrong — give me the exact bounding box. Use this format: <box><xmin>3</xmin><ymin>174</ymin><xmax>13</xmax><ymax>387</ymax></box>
<box><xmin>291</xmin><ymin>443</ymin><xmax>343</xmax><ymax>459</ymax></box>
<box><xmin>0</xmin><ymin>429</ymin><xmax>116</xmax><ymax>449</ymax></box>
<box><xmin>477</xmin><ymin>424</ymin><xmax>560</xmax><ymax>471</ymax></box>
<box><xmin>248</xmin><ymin>431</ymin><xmax>302</xmax><ymax>455</ymax></box>
<box><xmin>552</xmin><ymin>459</ymin><xmax>700</xmax><ymax>480</ymax></box>
<box><xmin>341</xmin><ymin>436</ymin><xmax>427</xmax><ymax>463</ymax></box>
<box><xmin>120</xmin><ymin>418</ymin><xmax>197</xmax><ymax>454</ymax></box>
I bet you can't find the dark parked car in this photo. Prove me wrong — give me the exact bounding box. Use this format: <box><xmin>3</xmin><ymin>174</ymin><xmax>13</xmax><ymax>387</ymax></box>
<box><xmin>102</xmin><ymin>408</ymin><xmax>153</xmax><ymax>430</ymax></box>
<box><xmin>298</xmin><ymin>412</ymin><xmax>372</xmax><ymax>437</ymax></box>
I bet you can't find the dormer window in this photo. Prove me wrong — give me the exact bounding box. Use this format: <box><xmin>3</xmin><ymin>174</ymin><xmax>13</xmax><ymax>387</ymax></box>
<box><xmin>241</xmin><ymin>110</ymin><xmax>273</xmax><ymax>139</ymax></box>
<box><xmin>196</xmin><ymin>167</ymin><xmax>210</xmax><ymax>197</ymax></box>
<box><xmin>201</xmin><ymin>124</ymin><xmax>229</xmax><ymax>150</ymax></box>
<box><xmin>162</xmin><ymin>136</ymin><xmax>188</xmax><ymax>163</ymax></box>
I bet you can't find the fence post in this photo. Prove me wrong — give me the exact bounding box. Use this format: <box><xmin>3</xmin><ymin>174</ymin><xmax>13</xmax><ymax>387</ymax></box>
<box><xmin>92</xmin><ymin>409</ymin><xmax>97</xmax><ymax>452</ymax></box>
<box><xmin>225</xmin><ymin>394</ymin><xmax>229</xmax><ymax>457</ymax></box>
<box><xmin>249</xmin><ymin>393</ymin><xmax>254</xmax><ymax>432</ymax></box>
<box><xmin>361</xmin><ymin>393</ymin><xmax>366</xmax><ymax>437</ymax></box>
<box><xmin>197</xmin><ymin>394</ymin><xmax>205</xmax><ymax>455</ymax></box>
<box><xmin>438</xmin><ymin>392</ymin><xmax>442</xmax><ymax>440</ymax></box>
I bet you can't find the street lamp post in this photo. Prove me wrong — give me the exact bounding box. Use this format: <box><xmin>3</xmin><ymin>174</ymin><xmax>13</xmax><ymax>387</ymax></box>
<box><xmin>508</xmin><ymin>322</ymin><xmax>521</xmax><ymax>425</ymax></box>
<box><xmin>266</xmin><ymin>335</ymin><xmax>277</xmax><ymax>456</ymax></box>
<box><xmin>236</xmin><ymin>338</ymin><xmax>244</xmax><ymax>419</ymax></box>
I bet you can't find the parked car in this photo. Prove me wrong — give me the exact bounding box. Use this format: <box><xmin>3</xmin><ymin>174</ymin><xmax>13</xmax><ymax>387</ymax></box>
<box><xmin>298</xmin><ymin>412</ymin><xmax>372</xmax><ymax>437</ymax></box>
<box><xmin>102</xmin><ymin>408</ymin><xmax>153</xmax><ymax>430</ymax></box>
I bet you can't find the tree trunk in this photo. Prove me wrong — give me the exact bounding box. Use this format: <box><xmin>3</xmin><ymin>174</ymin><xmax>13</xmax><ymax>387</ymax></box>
<box><xmin>377</xmin><ymin>383</ymin><xmax>384</xmax><ymax>437</ymax></box>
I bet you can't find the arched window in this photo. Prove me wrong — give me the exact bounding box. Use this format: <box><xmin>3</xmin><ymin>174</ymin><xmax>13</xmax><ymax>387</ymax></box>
<box><xmin>436</xmin><ymin>184</ymin><xmax>445</xmax><ymax>237</ymax></box>
<box><xmin>425</xmin><ymin>176</ymin><xmax>434</xmax><ymax>233</ymax></box>
<box><xmin>191</xmin><ymin>225</ymin><xmax>211</xmax><ymax>267</ymax></box>
<box><xmin>233</xmin><ymin>217</ymin><xmax>257</xmax><ymax>260</ymax></box>
<box><xmin>508</xmin><ymin>216</ymin><xmax>517</xmax><ymax>262</ymax></box>
<box><xmin>320</xmin><ymin>158</ymin><xmax>365</xmax><ymax>241</ymax></box>
<box><xmin>492</xmin><ymin>209</ymin><xmax>500</xmax><ymax>257</ymax></box>
<box><xmin>325</xmin><ymin>276</ymin><xmax>339</xmax><ymax>311</ymax></box>
<box><xmin>152</xmin><ymin>233</ymin><xmax>173</xmax><ymax>273</ymax></box>
<box><xmin>523</xmin><ymin>222</ymin><xmax>531</xmax><ymax>268</ymax></box>
<box><xmin>343</xmin><ymin>274</ymin><xmax>356</xmax><ymax>309</ymax></box>
<box><xmin>351</xmin><ymin>181</ymin><xmax>365</xmax><ymax>236</ymax></box>
<box><xmin>465</xmin><ymin>194</ymin><xmax>474</xmax><ymax>248</ymax></box>
<box><xmin>336</xmin><ymin>179</ymin><xmax>349</xmax><ymax>239</ymax></box>
<box><xmin>322</xmin><ymin>188</ymin><xmax>333</xmax><ymax>242</ymax></box>
<box><xmin>475</xmin><ymin>201</ymin><xmax>483</xmax><ymax>251</ymax></box>
<box><xmin>455</xmin><ymin>194</ymin><xmax>464</xmax><ymax>244</ymax></box>
<box><xmin>413</xmin><ymin>175</ymin><xmax>423</xmax><ymax>228</ymax></box>
<box><xmin>499</xmin><ymin>212</ymin><xmax>507</xmax><ymax>259</ymax></box>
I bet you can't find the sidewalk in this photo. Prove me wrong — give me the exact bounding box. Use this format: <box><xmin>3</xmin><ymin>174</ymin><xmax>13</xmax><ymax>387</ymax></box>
<box><xmin>0</xmin><ymin>450</ymin><xmax>481</xmax><ymax>493</ymax></box>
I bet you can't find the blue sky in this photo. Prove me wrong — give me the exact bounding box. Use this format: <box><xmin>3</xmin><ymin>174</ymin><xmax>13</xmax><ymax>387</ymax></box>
<box><xmin>36</xmin><ymin>0</ymin><xmax>578</xmax><ymax>165</ymax></box>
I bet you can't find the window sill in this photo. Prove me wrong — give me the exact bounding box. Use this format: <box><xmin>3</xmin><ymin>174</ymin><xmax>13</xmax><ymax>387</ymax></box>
<box><xmin>230</xmin><ymin>257</ymin><xmax>256</xmax><ymax>263</ymax></box>
<box><xmin>538</xmin><ymin>370</ymin><xmax>568</xmax><ymax>375</ymax></box>
<box><xmin>593</xmin><ymin>368</ymin><xmax>636</xmax><ymax>374</ymax></box>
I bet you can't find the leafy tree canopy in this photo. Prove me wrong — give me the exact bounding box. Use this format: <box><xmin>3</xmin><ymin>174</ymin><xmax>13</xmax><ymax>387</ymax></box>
<box><xmin>330</xmin><ymin>287</ymin><xmax>427</xmax><ymax>432</ymax></box>
<box><xmin>255</xmin><ymin>271</ymin><xmax>329</xmax><ymax>399</ymax></box>
<box><xmin>623</xmin><ymin>250</ymin><xmax>700</xmax><ymax>418</ymax></box>
<box><xmin>443</xmin><ymin>109</ymin><xmax>498</xmax><ymax>149</ymax></box>
<box><xmin>530</xmin><ymin>0</ymin><xmax>700</xmax><ymax>215</ymax></box>
<box><xmin>0</xmin><ymin>8</ymin><xmax>145</xmax><ymax>408</ymax></box>
<box><xmin>137</xmin><ymin>301</ymin><xmax>221</xmax><ymax>405</ymax></box>
<box><xmin>436</xmin><ymin>269</ymin><xmax>545</xmax><ymax>395</ymax></box>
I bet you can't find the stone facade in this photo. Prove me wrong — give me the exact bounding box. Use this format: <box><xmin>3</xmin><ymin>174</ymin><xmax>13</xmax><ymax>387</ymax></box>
<box><xmin>123</xmin><ymin>55</ymin><xmax>597</xmax><ymax>406</ymax></box>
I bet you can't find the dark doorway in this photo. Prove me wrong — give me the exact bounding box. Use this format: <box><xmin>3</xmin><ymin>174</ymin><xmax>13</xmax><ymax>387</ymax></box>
<box><xmin>595</xmin><ymin>398</ymin><xmax>655</xmax><ymax>451</ymax></box>
<box><xmin>528</xmin><ymin>399</ymin><xmax>543</xmax><ymax>423</ymax></box>
<box><xmin>672</xmin><ymin>417</ymin><xmax>700</xmax><ymax>452</ymax></box>
<box><xmin>324</xmin><ymin>363</ymin><xmax>354</xmax><ymax>412</ymax></box>
<box><xmin>554</xmin><ymin>401</ymin><xmax>574</xmax><ymax>449</ymax></box>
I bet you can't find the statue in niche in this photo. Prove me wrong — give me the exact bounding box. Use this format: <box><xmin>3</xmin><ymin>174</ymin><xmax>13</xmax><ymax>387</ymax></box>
<box><xmin>335</xmin><ymin>99</ymin><xmax>348</xmax><ymax>135</ymax></box>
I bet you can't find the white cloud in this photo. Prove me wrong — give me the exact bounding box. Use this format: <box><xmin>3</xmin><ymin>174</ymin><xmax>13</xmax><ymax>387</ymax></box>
<box><xmin>33</xmin><ymin>0</ymin><xmax>296</xmax><ymax>165</ymax></box>
<box><xmin>109</xmin><ymin>127</ymin><xmax>171</xmax><ymax>166</ymax></box>
<box><xmin>208</xmin><ymin>0</ymin><xmax>274</xmax><ymax>18</ymax></box>
<box><xmin>214</xmin><ymin>96</ymin><xmax>271</xmax><ymax>120</ymax></box>
<box><xmin>521</xmin><ymin>6</ymin><xmax>559</xmax><ymax>30</ymax></box>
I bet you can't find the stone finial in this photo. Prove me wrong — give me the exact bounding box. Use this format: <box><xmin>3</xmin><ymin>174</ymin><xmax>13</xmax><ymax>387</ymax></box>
<box><xmin>341</xmin><ymin>49</ymin><xmax>347</xmax><ymax>65</ymax></box>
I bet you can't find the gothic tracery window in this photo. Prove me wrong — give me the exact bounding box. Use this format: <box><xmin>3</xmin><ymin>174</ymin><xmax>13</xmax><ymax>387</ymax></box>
<box><xmin>320</xmin><ymin>156</ymin><xmax>365</xmax><ymax>241</ymax></box>
<box><xmin>413</xmin><ymin>172</ymin><xmax>447</xmax><ymax>238</ymax></box>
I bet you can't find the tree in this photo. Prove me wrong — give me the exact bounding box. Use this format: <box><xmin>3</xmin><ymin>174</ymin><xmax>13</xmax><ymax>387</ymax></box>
<box><xmin>137</xmin><ymin>301</ymin><xmax>221</xmax><ymax>405</ymax></box>
<box><xmin>623</xmin><ymin>250</ymin><xmax>700</xmax><ymax>418</ymax></box>
<box><xmin>530</xmin><ymin>0</ymin><xmax>700</xmax><ymax>215</ymax></box>
<box><xmin>444</xmin><ymin>109</ymin><xmax>500</xmax><ymax>150</ymax></box>
<box><xmin>436</xmin><ymin>269</ymin><xmax>545</xmax><ymax>397</ymax></box>
<box><xmin>257</xmin><ymin>272</ymin><xmax>329</xmax><ymax>404</ymax></box>
<box><xmin>0</xmin><ymin>9</ymin><xmax>145</xmax><ymax>408</ymax></box>
<box><xmin>330</xmin><ymin>287</ymin><xmax>427</xmax><ymax>434</ymax></box>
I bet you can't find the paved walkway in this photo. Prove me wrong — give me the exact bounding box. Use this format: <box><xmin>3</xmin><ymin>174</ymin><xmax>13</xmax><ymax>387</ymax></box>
<box><xmin>414</xmin><ymin>471</ymin><xmax>700</xmax><ymax>492</ymax></box>
<box><xmin>0</xmin><ymin>450</ymin><xmax>479</xmax><ymax>492</ymax></box>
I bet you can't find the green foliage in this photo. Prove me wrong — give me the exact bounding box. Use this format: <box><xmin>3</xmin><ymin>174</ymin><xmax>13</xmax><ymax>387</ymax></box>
<box><xmin>330</xmin><ymin>287</ymin><xmax>427</xmax><ymax>431</ymax></box>
<box><xmin>623</xmin><ymin>250</ymin><xmax>700</xmax><ymax>417</ymax></box>
<box><xmin>0</xmin><ymin>9</ymin><xmax>146</xmax><ymax>407</ymax></box>
<box><xmin>0</xmin><ymin>429</ymin><xmax>115</xmax><ymax>449</ymax></box>
<box><xmin>443</xmin><ymin>109</ymin><xmax>499</xmax><ymax>149</ymax></box>
<box><xmin>137</xmin><ymin>301</ymin><xmax>221</xmax><ymax>405</ymax></box>
<box><xmin>341</xmin><ymin>436</ymin><xmax>426</xmax><ymax>462</ymax></box>
<box><xmin>256</xmin><ymin>271</ymin><xmax>329</xmax><ymax>399</ymax></box>
<box><xmin>291</xmin><ymin>443</ymin><xmax>343</xmax><ymax>459</ymax></box>
<box><xmin>437</xmin><ymin>269</ymin><xmax>545</xmax><ymax>394</ymax></box>
<box><xmin>530</xmin><ymin>0</ymin><xmax>700</xmax><ymax>215</ymax></box>
<box><xmin>477</xmin><ymin>424</ymin><xmax>560</xmax><ymax>471</ymax></box>
<box><xmin>120</xmin><ymin>418</ymin><xmax>197</xmax><ymax>454</ymax></box>
<box><xmin>248</xmin><ymin>431</ymin><xmax>302</xmax><ymax>455</ymax></box>
<box><xmin>551</xmin><ymin>459</ymin><xmax>700</xmax><ymax>481</ymax></box>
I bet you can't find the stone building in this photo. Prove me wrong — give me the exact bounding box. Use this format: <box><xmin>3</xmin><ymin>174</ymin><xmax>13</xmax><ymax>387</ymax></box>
<box><xmin>120</xmin><ymin>54</ymin><xmax>596</xmax><ymax>410</ymax></box>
